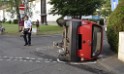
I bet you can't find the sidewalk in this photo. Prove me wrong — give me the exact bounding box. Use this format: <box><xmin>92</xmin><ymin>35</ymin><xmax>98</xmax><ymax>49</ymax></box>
<box><xmin>97</xmin><ymin>28</ymin><xmax>124</xmax><ymax>74</ymax></box>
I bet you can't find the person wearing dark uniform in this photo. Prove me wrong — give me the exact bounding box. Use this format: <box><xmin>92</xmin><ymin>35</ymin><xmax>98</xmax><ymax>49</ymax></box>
<box><xmin>22</xmin><ymin>15</ymin><xmax>32</xmax><ymax>46</ymax></box>
<box><xmin>36</xmin><ymin>19</ymin><xmax>39</xmax><ymax>31</ymax></box>
<box><xmin>19</xmin><ymin>17</ymin><xmax>24</xmax><ymax>32</ymax></box>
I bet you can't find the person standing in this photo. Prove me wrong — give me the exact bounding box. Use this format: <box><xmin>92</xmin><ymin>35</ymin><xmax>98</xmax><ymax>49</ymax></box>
<box><xmin>36</xmin><ymin>19</ymin><xmax>39</xmax><ymax>31</ymax></box>
<box><xmin>22</xmin><ymin>15</ymin><xmax>32</xmax><ymax>46</ymax></box>
<box><xmin>19</xmin><ymin>17</ymin><xmax>24</xmax><ymax>32</ymax></box>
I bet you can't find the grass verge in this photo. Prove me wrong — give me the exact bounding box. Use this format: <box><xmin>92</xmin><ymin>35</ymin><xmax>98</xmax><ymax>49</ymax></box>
<box><xmin>3</xmin><ymin>23</ymin><xmax>63</xmax><ymax>35</ymax></box>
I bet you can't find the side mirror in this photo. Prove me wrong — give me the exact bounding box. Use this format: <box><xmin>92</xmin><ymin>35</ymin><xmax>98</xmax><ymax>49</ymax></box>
<box><xmin>56</xmin><ymin>18</ymin><xmax>66</xmax><ymax>27</ymax></box>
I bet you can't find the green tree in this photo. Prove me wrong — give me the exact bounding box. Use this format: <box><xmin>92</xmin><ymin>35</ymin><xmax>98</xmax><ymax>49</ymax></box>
<box><xmin>100</xmin><ymin>0</ymin><xmax>123</xmax><ymax>17</ymax></box>
<box><xmin>100</xmin><ymin>0</ymin><xmax>111</xmax><ymax>17</ymax></box>
<box><xmin>0</xmin><ymin>0</ymin><xmax>21</xmax><ymax>20</ymax></box>
<box><xmin>0</xmin><ymin>0</ymin><xmax>36</xmax><ymax>21</ymax></box>
<box><xmin>0</xmin><ymin>0</ymin><xmax>13</xmax><ymax>22</ymax></box>
<box><xmin>14</xmin><ymin>0</ymin><xmax>21</xmax><ymax>20</ymax></box>
<box><xmin>49</xmin><ymin>0</ymin><xmax>103</xmax><ymax>19</ymax></box>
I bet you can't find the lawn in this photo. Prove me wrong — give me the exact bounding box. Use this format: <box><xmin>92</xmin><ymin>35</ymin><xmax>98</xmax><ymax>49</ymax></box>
<box><xmin>3</xmin><ymin>23</ymin><xmax>63</xmax><ymax>35</ymax></box>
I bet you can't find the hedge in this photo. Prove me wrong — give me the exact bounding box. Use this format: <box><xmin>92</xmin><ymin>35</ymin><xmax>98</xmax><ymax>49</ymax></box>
<box><xmin>13</xmin><ymin>19</ymin><xmax>18</xmax><ymax>24</ymax></box>
<box><xmin>107</xmin><ymin>1</ymin><xmax>124</xmax><ymax>52</ymax></box>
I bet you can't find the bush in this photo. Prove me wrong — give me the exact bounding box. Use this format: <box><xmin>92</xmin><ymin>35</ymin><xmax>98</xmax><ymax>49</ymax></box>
<box><xmin>107</xmin><ymin>1</ymin><xmax>124</xmax><ymax>52</ymax></box>
<box><xmin>2</xmin><ymin>18</ymin><xmax>6</xmax><ymax>23</ymax></box>
<box><xmin>6</xmin><ymin>20</ymin><xmax>12</xmax><ymax>24</ymax></box>
<box><xmin>13</xmin><ymin>19</ymin><xmax>18</xmax><ymax>24</ymax></box>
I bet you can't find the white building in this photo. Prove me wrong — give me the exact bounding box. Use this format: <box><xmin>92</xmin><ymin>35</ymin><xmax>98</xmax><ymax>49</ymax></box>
<box><xmin>30</xmin><ymin>0</ymin><xmax>60</xmax><ymax>22</ymax></box>
<box><xmin>0</xmin><ymin>0</ymin><xmax>60</xmax><ymax>24</ymax></box>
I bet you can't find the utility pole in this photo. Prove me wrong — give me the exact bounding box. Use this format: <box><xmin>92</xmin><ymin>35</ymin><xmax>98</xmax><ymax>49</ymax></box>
<box><xmin>41</xmin><ymin>0</ymin><xmax>47</xmax><ymax>25</ymax></box>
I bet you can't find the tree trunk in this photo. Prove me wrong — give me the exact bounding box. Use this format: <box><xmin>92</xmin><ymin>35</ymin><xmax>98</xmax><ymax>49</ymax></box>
<box><xmin>14</xmin><ymin>0</ymin><xmax>21</xmax><ymax>31</ymax></box>
<box><xmin>14</xmin><ymin>0</ymin><xmax>21</xmax><ymax>21</ymax></box>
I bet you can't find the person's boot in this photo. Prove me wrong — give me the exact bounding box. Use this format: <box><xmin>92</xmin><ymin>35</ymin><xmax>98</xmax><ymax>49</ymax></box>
<box><xmin>24</xmin><ymin>43</ymin><xmax>28</xmax><ymax>46</ymax></box>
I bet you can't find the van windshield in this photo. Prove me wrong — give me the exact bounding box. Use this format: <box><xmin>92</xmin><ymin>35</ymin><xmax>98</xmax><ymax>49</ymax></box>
<box><xmin>92</xmin><ymin>26</ymin><xmax>102</xmax><ymax>57</ymax></box>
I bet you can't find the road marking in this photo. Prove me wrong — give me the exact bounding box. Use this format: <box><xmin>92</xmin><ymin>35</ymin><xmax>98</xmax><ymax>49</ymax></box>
<box><xmin>13</xmin><ymin>59</ymin><xmax>18</xmax><ymax>61</ymax></box>
<box><xmin>44</xmin><ymin>60</ymin><xmax>51</xmax><ymax>63</ymax></box>
<box><xmin>3</xmin><ymin>56</ymin><xmax>7</xmax><ymax>58</ymax></box>
<box><xmin>0</xmin><ymin>56</ymin><xmax>98</xmax><ymax>65</ymax></box>
<box><xmin>19</xmin><ymin>59</ymin><xmax>23</xmax><ymax>62</ymax></box>
<box><xmin>23</xmin><ymin>60</ymin><xmax>27</xmax><ymax>62</ymax></box>
<box><xmin>52</xmin><ymin>61</ymin><xmax>57</xmax><ymax>63</ymax></box>
<box><xmin>26</xmin><ymin>57</ymin><xmax>30</xmax><ymax>59</ymax></box>
<box><xmin>30</xmin><ymin>58</ymin><xmax>35</xmax><ymax>60</ymax></box>
<box><xmin>29</xmin><ymin>60</ymin><xmax>33</xmax><ymax>62</ymax></box>
<box><xmin>36</xmin><ymin>60</ymin><xmax>41</xmax><ymax>63</ymax></box>
<box><xmin>18</xmin><ymin>57</ymin><xmax>23</xmax><ymax>59</ymax></box>
<box><xmin>9</xmin><ymin>57</ymin><xmax>13</xmax><ymax>59</ymax></box>
<box><xmin>37</xmin><ymin>58</ymin><xmax>43</xmax><ymax>60</ymax></box>
<box><xmin>0</xmin><ymin>56</ymin><xmax>58</xmax><ymax>64</ymax></box>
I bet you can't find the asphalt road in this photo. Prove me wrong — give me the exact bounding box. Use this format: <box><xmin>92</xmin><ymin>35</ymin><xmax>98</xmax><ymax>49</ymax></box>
<box><xmin>0</xmin><ymin>35</ymin><xmax>112</xmax><ymax>74</ymax></box>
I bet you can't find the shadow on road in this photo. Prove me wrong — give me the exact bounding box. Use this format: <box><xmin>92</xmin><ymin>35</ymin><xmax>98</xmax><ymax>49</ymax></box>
<box><xmin>32</xmin><ymin>50</ymin><xmax>112</xmax><ymax>74</ymax></box>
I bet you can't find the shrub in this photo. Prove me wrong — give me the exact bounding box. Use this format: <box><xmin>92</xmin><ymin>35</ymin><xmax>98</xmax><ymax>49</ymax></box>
<box><xmin>6</xmin><ymin>20</ymin><xmax>12</xmax><ymax>24</ymax></box>
<box><xmin>107</xmin><ymin>1</ymin><xmax>124</xmax><ymax>52</ymax></box>
<box><xmin>13</xmin><ymin>19</ymin><xmax>18</xmax><ymax>24</ymax></box>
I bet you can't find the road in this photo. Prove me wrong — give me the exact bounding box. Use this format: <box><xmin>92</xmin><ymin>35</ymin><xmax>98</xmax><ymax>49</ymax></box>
<box><xmin>0</xmin><ymin>35</ymin><xmax>112</xmax><ymax>74</ymax></box>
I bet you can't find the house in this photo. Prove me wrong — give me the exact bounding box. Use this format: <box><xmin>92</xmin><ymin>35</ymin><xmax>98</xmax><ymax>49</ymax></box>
<box><xmin>0</xmin><ymin>0</ymin><xmax>60</xmax><ymax>25</ymax></box>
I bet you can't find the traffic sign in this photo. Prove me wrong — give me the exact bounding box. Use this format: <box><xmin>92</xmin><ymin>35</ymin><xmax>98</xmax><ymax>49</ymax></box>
<box><xmin>19</xmin><ymin>4</ymin><xmax>25</xmax><ymax>10</ymax></box>
<box><xmin>111</xmin><ymin>0</ymin><xmax>118</xmax><ymax>11</ymax></box>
